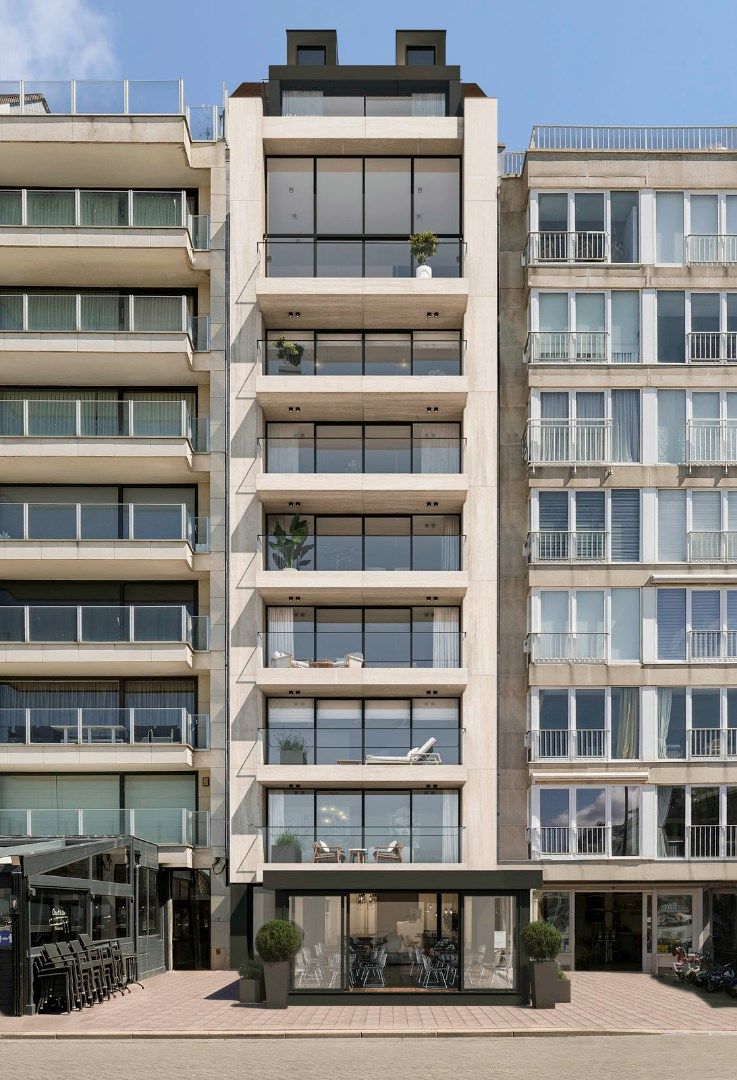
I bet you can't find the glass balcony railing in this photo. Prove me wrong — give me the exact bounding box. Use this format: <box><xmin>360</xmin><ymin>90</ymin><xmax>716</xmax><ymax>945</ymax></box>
<box><xmin>0</xmin><ymin>399</ymin><xmax>209</xmax><ymax>451</ymax></box>
<box><xmin>259</xmin><ymin>238</ymin><xmax>465</xmax><ymax>278</ymax></box>
<box><xmin>688</xmin><ymin>728</ymin><xmax>737</xmax><ymax>759</ymax></box>
<box><xmin>0</xmin><ymin>80</ymin><xmax>224</xmax><ymax>142</ymax></box>
<box><xmin>0</xmin><ymin>708</ymin><xmax>209</xmax><ymax>748</ymax></box>
<box><xmin>259</xmin><ymin>336</ymin><xmax>464</xmax><ymax>376</ymax></box>
<box><xmin>687</xmin><ymin>420</ymin><xmax>737</xmax><ymax>465</ymax></box>
<box><xmin>0</xmin><ymin>606</ymin><xmax>210</xmax><ymax>650</ymax></box>
<box><xmin>530</xmin><ymin>825</ymin><xmax>614</xmax><ymax>858</ymax></box>
<box><xmin>263</xmin><ymin>825</ymin><xmax>462</xmax><ymax>864</ymax></box>
<box><xmin>686</xmin><ymin>235</ymin><xmax>737</xmax><ymax>265</ymax></box>
<box><xmin>0</xmin><ymin>293</ymin><xmax>210</xmax><ymax>350</ymax></box>
<box><xmin>261</xmin><ymin>532</ymin><xmax>463</xmax><ymax>572</ymax></box>
<box><xmin>687</xmin><ymin>530</ymin><xmax>737</xmax><ymax>562</ymax></box>
<box><xmin>525</xmin><ymin>419</ymin><xmax>612</xmax><ymax>467</ymax></box>
<box><xmin>261</xmin><ymin>436</ymin><xmax>463</xmax><ymax>474</ymax></box>
<box><xmin>527</xmin><ymin>231</ymin><xmax>610</xmax><ymax>264</ymax></box>
<box><xmin>263</xmin><ymin>725</ymin><xmax>461</xmax><ymax>765</ymax></box>
<box><xmin>280</xmin><ymin>92</ymin><xmax>446</xmax><ymax>118</ymax></box>
<box><xmin>0</xmin><ymin>503</ymin><xmax>209</xmax><ymax>551</ymax></box>
<box><xmin>260</xmin><ymin>628</ymin><xmax>463</xmax><ymax>669</ymax></box>
<box><xmin>0</xmin><ymin>807</ymin><xmax>210</xmax><ymax>846</ymax></box>
<box><xmin>688</xmin><ymin>630</ymin><xmax>737</xmax><ymax>662</ymax></box>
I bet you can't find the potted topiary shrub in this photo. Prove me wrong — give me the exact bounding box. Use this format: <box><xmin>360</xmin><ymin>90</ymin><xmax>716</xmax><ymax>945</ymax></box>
<box><xmin>409</xmin><ymin>230</ymin><xmax>440</xmax><ymax>278</ymax></box>
<box><xmin>278</xmin><ymin>733</ymin><xmax>307</xmax><ymax>765</ymax></box>
<box><xmin>238</xmin><ymin>956</ymin><xmax>264</xmax><ymax>1004</ymax></box>
<box><xmin>270</xmin><ymin>831</ymin><xmax>302</xmax><ymax>863</ymax></box>
<box><xmin>255</xmin><ymin>918</ymin><xmax>302</xmax><ymax>1008</ymax></box>
<box><xmin>275</xmin><ymin>336</ymin><xmax>305</xmax><ymax>371</ymax></box>
<box><xmin>521</xmin><ymin>919</ymin><xmax>563</xmax><ymax>1009</ymax></box>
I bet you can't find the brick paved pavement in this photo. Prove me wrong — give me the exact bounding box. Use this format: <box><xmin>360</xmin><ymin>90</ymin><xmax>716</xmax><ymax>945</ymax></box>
<box><xmin>3</xmin><ymin>1034</ymin><xmax>737</xmax><ymax>1080</ymax></box>
<box><xmin>0</xmin><ymin>969</ymin><xmax>736</xmax><ymax>1037</ymax></box>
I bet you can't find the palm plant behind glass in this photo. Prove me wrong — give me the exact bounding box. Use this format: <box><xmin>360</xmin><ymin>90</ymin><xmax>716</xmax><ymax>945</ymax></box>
<box><xmin>268</xmin><ymin>514</ymin><xmax>313</xmax><ymax>570</ymax></box>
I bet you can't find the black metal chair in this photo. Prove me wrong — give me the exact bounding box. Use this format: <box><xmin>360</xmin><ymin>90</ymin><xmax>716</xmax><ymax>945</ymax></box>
<box><xmin>34</xmin><ymin>953</ymin><xmax>73</xmax><ymax>1014</ymax></box>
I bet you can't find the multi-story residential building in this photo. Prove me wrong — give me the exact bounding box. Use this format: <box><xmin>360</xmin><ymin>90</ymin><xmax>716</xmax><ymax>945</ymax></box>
<box><xmin>0</xmin><ymin>80</ymin><xmax>228</xmax><ymax>1002</ymax></box>
<box><xmin>227</xmin><ymin>29</ymin><xmax>538</xmax><ymax>1000</ymax></box>
<box><xmin>499</xmin><ymin>124</ymin><xmax>737</xmax><ymax>973</ymax></box>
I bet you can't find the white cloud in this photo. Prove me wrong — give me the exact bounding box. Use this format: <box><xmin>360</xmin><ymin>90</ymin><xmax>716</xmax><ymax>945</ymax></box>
<box><xmin>0</xmin><ymin>0</ymin><xmax>117</xmax><ymax>79</ymax></box>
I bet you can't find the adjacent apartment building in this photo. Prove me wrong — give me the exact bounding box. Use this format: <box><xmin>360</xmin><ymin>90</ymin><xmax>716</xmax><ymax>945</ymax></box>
<box><xmin>499</xmin><ymin>125</ymin><xmax>737</xmax><ymax>973</ymax></box>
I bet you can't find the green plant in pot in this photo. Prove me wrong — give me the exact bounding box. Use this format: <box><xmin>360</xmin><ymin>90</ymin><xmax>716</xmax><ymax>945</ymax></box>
<box><xmin>409</xmin><ymin>230</ymin><xmax>439</xmax><ymax>278</ymax></box>
<box><xmin>255</xmin><ymin>918</ymin><xmax>302</xmax><ymax>1008</ymax></box>
<box><xmin>238</xmin><ymin>956</ymin><xmax>264</xmax><ymax>1004</ymax></box>
<box><xmin>270</xmin><ymin>830</ymin><xmax>303</xmax><ymax>864</ymax></box>
<box><xmin>520</xmin><ymin>920</ymin><xmax>563</xmax><ymax>1009</ymax></box>
<box><xmin>268</xmin><ymin>514</ymin><xmax>313</xmax><ymax>570</ymax></box>
<box><xmin>275</xmin><ymin>336</ymin><xmax>305</xmax><ymax>370</ymax></box>
<box><xmin>278</xmin><ymin>732</ymin><xmax>308</xmax><ymax>765</ymax></box>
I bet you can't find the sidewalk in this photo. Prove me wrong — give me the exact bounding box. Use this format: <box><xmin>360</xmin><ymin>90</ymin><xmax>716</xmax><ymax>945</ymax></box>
<box><xmin>1</xmin><ymin>970</ymin><xmax>736</xmax><ymax>1038</ymax></box>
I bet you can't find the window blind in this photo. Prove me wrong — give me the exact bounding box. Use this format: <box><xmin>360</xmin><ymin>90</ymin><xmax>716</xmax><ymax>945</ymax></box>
<box><xmin>539</xmin><ymin>491</ymin><xmax>568</xmax><ymax>530</ymax></box>
<box><xmin>657</xmin><ymin>589</ymin><xmax>686</xmax><ymax>660</ymax></box>
<box><xmin>658</xmin><ymin>490</ymin><xmax>686</xmax><ymax>562</ymax></box>
<box><xmin>611</xmin><ymin>490</ymin><xmax>640</xmax><ymax>562</ymax></box>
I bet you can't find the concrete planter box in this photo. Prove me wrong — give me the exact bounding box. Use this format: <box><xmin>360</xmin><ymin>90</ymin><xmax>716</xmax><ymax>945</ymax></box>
<box><xmin>263</xmin><ymin>961</ymin><xmax>290</xmax><ymax>1009</ymax></box>
<box><xmin>555</xmin><ymin>977</ymin><xmax>571</xmax><ymax>1004</ymax></box>
<box><xmin>238</xmin><ymin>977</ymin><xmax>262</xmax><ymax>1004</ymax></box>
<box><xmin>270</xmin><ymin>843</ymin><xmax>302</xmax><ymax>863</ymax></box>
<box><xmin>279</xmin><ymin>750</ymin><xmax>306</xmax><ymax>765</ymax></box>
<box><xmin>530</xmin><ymin>961</ymin><xmax>559</xmax><ymax>1009</ymax></box>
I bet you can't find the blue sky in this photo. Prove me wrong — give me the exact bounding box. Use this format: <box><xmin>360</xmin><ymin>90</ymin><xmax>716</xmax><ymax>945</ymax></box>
<box><xmin>3</xmin><ymin>0</ymin><xmax>737</xmax><ymax>148</ymax></box>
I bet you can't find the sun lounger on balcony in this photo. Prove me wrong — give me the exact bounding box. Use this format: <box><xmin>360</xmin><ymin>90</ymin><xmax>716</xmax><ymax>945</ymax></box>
<box><xmin>365</xmin><ymin>737</ymin><xmax>440</xmax><ymax>764</ymax></box>
<box><xmin>373</xmin><ymin>839</ymin><xmax>404</xmax><ymax>862</ymax></box>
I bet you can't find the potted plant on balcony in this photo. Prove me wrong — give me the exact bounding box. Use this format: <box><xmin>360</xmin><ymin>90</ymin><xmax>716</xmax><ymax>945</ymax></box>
<box><xmin>409</xmin><ymin>230</ymin><xmax>439</xmax><ymax>278</ymax></box>
<box><xmin>270</xmin><ymin>831</ymin><xmax>303</xmax><ymax>864</ymax></box>
<box><xmin>268</xmin><ymin>514</ymin><xmax>313</xmax><ymax>570</ymax></box>
<box><xmin>521</xmin><ymin>919</ymin><xmax>563</xmax><ymax>1009</ymax></box>
<box><xmin>238</xmin><ymin>956</ymin><xmax>264</xmax><ymax>1004</ymax></box>
<box><xmin>275</xmin><ymin>336</ymin><xmax>305</xmax><ymax>370</ymax></box>
<box><xmin>255</xmin><ymin>918</ymin><xmax>302</xmax><ymax>1009</ymax></box>
<box><xmin>278</xmin><ymin>733</ymin><xmax>307</xmax><ymax>765</ymax></box>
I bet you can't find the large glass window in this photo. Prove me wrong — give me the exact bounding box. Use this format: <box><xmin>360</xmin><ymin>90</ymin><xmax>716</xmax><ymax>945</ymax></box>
<box><xmin>364</xmin><ymin>159</ymin><xmax>411</xmax><ymax>233</ymax></box>
<box><xmin>657</xmin><ymin>389</ymin><xmax>686</xmax><ymax>463</ymax></box>
<box><xmin>656</xmin><ymin>192</ymin><xmax>684</xmax><ymax>263</ymax></box>
<box><xmin>414</xmin><ymin>159</ymin><xmax>460</xmax><ymax>235</ymax></box>
<box><xmin>610</xmin><ymin>192</ymin><xmax>639</xmax><ymax>263</ymax></box>
<box><xmin>267</xmin><ymin>159</ymin><xmax>314</xmax><ymax>234</ymax></box>
<box><xmin>316</xmin><ymin>160</ymin><xmax>363</xmax><ymax>234</ymax></box>
<box><xmin>657</xmin><ymin>292</ymin><xmax>686</xmax><ymax>362</ymax></box>
<box><xmin>657</xmin><ymin>688</ymin><xmax>686</xmax><ymax>758</ymax></box>
<box><xmin>463</xmin><ymin>896</ymin><xmax>516</xmax><ymax>990</ymax></box>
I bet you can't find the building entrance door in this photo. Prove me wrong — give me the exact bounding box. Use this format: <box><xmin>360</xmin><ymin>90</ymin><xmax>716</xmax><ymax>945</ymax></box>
<box><xmin>171</xmin><ymin>869</ymin><xmax>211</xmax><ymax>970</ymax></box>
<box><xmin>574</xmin><ymin>892</ymin><xmax>642</xmax><ymax>971</ymax></box>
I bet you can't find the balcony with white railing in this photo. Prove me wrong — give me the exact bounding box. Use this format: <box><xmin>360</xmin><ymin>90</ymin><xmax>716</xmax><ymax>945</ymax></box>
<box><xmin>687</xmin><ymin>530</ymin><xmax>737</xmax><ymax>563</ymax></box>
<box><xmin>524</xmin><ymin>331</ymin><xmax>616</xmax><ymax>365</ymax></box>
<box><xmin>687</xmin><ymin>630</ymin><xmax>737</xmax><ymax>662</ymax></box>
<box><xmin>526</xmin><ymin>231</ymin><xmax>609</xmax><ymax>264</ymax></box>
<box><xmin>0</xmin><ymin>806</ymin><xmax>211</xmax><ymax>848</ymax></box>
<box><xmin>688</xmin><ymin>727</ymin><xmax>737</xmax><ymax>759</ymax></box>
<box><xmin>527</xmin><ymin>530</ymin><xmax>609</xmax><ymax>563</ymax></box>
<box><xmin>525</xmin><ymin>632</ymin><xmax>608</xmax><ymax>664</ymax></box>
<box><xmin>527</xmin><ymin>728</ymin><xmax>608</xmax><ymax>761</ymax></box>
<box><xmin>530</xmin><ymin>825</ymin><xmax>611</xmax><ymax>858</ymax></box>
<box><xmin>686</xmin><ymin>824</ymin><xmax>737</xmax><ymax>859</ymax></box>
<box><xmin>0</xmin><ymin>708</ymin><xmax>209</xmax><ymax>749</ymax></box>
<box><xmin>686</xmin><ymin>235</ymin><xmax>737</xmax><ymax>266</ymax></box>
<box><xmin>687</xmin><ymin>332</ymin><xmax>737</xmax><ymax>363</ymax></box>
<box><xmin>525</xmin><ymin>419</ymin><xmax>612</xmax><ymax>468</ymax></box>
<box><xmin>529</xmin><ymin>126</ymin><xmax>737</xmax><ymax>152</ymax></box>
<box><xmin>686</xmin><ymin>420</ymin><xmax>737</xmax><ymax>467</ymax></box>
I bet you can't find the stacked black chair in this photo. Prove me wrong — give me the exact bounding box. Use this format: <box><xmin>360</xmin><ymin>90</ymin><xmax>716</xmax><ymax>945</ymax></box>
<box><xmin>34</xmin><ymin>936</ymin><xmax>144</xmax><ymax>1013</ymax></box>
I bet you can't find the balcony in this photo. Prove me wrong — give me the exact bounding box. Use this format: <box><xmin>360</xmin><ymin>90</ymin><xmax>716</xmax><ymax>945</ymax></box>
<box><xmin>663</xmin><ymin>825</ymin><xmax>737</xmax><ymax>859</ymax></box>
<box><xmin>260</xmin><ymin>434</ymin><xmax>463</xmax><ymax>475</ymax></box>
<box><xmin>688</xmin><ymin>727</ymin><xmax>737</xmax><ymax>759</ymax></box>
<box><xmin>530</xmin><ymin>825</ymin><xmax>612</xmax><ymax>858</ymax></box>
<box><xmin>687</xmin><ymin>332</ymin><xmax>737</xmax><ymax>363</ymax></box>
<box><xmin>0</xmin><ymin>806</ymin><xmax>210</xmax><ymax>848</ymax></box>
<box><xmin>261</xmin><ymin>825</ymin><xmax>462</xmax><ymax>865</ymax></box>
<box><xmin>687</xmin><ymin>530</ymin><xmax>737</xmax><ymax>563</ymax></box>
<box><xmin>260</xmin><ymin>627</ymin><xmax>462</xmax><ymax>670</ymax></box>
<box><xmin>686</xmin><ymin>235</ymin><xmax>737</xmax><ymax>266</ymax></box>
<box><xmin>687</xmin><ymin>630</ymin><xmax>737</xmax><ymax>662</ymax></box>
<box><xmin>259</xmin><ymin>335</ymin><xmax>464</xmax><ymax>377</ymax></box>
<box><xmin>526</xmin><ymin>632</ymin><xmax>608</xmax><ymax>664</ymax></box>
<box><xmin>527</xmin><ymin>231</ymin><xmax>610</xmax><ymax>265</ymax></box>
<box><xmin>525</xmin><ymin>419</ymin><xmax>612</xmax><ymax>469</ymax></box>
<box><xmin>527</xmin><ymin>530</ymin><xmax>608</xmax><ymax>564</ymax></box>
<box><xmin>262</xmin><ymin>725</ymin><xmax>460</xmax><ymax>767</ymax></box>
<box><xmin>527</xmin><ymin>729</ymin><xmax>608</xmax><ymax>761</ymax></box>
<box><xmin>687</xmin><ymin>420</ymin><xmax>737</xmax><ymax>468</ymax></box>
<box><xmin>259</xmin><ymin>238</ymin><xmax>464</xmax><ymax>279</ymax></box>
<box><xmin>525</xmin><ymin>331</ymin><xmax>638</xmax><ymax>365</ymax></box>
<box><xmin>280</xmin><ymin>92</ymin><xmax>447</xmax><ymax>119</ymax></box>
<box><xmin>0</xmin><ymin>708</ymin><xmax>209</xmax><ymax>748</ymax></box>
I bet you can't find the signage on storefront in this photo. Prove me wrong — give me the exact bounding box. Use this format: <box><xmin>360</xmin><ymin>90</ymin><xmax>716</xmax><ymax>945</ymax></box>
<box><xmin>0</xmin><ymin>929</ymin><xmax>11</xmax><ymax>948</ymax></box>
<box><xmin>48</xmin><ymin>907</ymin><xmax>69</xmax><ymax>931</ymax></box>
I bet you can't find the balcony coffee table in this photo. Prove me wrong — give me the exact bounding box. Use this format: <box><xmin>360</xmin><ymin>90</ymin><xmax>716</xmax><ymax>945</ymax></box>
<box><xmin>349</xmin><ymin>848</ymin><xmax>367</xmax><ymax>863</ymax></box>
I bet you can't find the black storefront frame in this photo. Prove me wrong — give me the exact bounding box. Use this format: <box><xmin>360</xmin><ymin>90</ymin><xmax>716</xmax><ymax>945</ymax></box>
<box><xmin>261</xmin><ymin>329</ymin><xmax>465</xmax><ymax>375</ymax></box>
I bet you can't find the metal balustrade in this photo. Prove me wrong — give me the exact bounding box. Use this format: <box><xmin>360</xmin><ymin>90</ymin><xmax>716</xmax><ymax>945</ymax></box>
<box><xmin>688</xmin><ymin>824</ymin><xmax>737</xmax><ymax>859</ymax></box>
<box><xmin>525</xmin><ymin>331</ymin><xmax>611</xmax><ymax>364</ymax></box>
<box><xmin>0</xmin><ymin>502</ymin><xmax>209</xmax><ymax>551</ymax></box>
<box><xmin>527</xmin><ymin>729</ymin><xmax>608</xmax><ymax>760</ymax></box>
<box><xmin>260</xmin><ymin>532</ymin><xmax>463</xmax><ymax>572</ymax></box>
<box><xmin>686</xmin><ymin>235</ymin><xmax>737</xmax><ymax>265</ymax></box>
<box><xmin>0</xmin><ymin>708</ymin><xmax>209</xmax><ymax>748</ymax></box>
<box><xmin>260</xmin><ymin>435</ymin><xmax>463</xmax><ymax>474</ymax></box>
<box><xmin>525</xmin><ymin>632</ymin><xmax>608</xmax><ymax>663</ymax></box>
<box><xmin>0</xmin><ymin>807</ymin><xmax>210</xmax><ymax>846</ymax></box>
<box><xmin>689</xmin><ymin>727</ymin><xmax>737</xmax><ymax>759</ymax></box>
<box><xmin>262</xmin><ymin>825</ymin><xmax>462</xmax><ymax>863</ymax></box>
<box><xmin>688</xmin><ymin>630</ymin><xmax>737</xmax><ymax>661</ymax></box>
<box><xmin>262</xmin><ymin>725</ymin><xmax>462</xmax><ymax>765</ymax></box>
<box><xmin>531</xmin><ymin>825</ymin><xmax>610</xmax><ymax>857</ymax></box>
<box><xmin>258</xmin><ymin>336</ymin><xmax>464</xmax><ymax>376</ymax></box>
<box><xmin>0</xmin><ymin>606</ymin><xmax>209</xmax><ymax>650</ymax></box>
<box><xmin>525</xmin><ymin>419</ymin><xmax>612</xmax><ymax>467</ymax></box>
<box><xmin>687</xmin><ymin>530</ymin><xmax>737</xmax><ymax>563</ymax></box>
<box><xmin>0</xmin><ymin>293</ymin><xmax>210</xmax><ymax>350</ymax></box>
<box><xmin>0</xmin><ymin>398</ymin><xmax>209</xmax><ymax>451</ymax></box>
<box><xmin>499</xmin><ymin>150</ymin><xmax>525</xmax><ymax>176</ymax></box>
<box><xmin>527</xmin><ymin>231</ymin><xmax>609</xmax><ymax>263</ymax></box>
<box><xmin>530</xmin><ymin>126</ymin><xmax>737</xmax><ymax>151</ymax></box>
<box><xmin>527</xmin><ymin>530</ymin><xmax>608</xmax><ymax>563</ymax></box>
<box><xmin>688</xmin><ymin>332</ymin><xmax>737</xmax><ymax>362</ymax></box>
<box><xmin>686</xmin><ymin>420</ymin><xmax>737</xmax><ymax>466</ymax></box>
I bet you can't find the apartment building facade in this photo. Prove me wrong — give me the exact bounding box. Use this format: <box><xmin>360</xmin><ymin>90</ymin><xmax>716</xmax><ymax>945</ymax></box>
<box><xmin>0</xmin><ymin>81</ymin><xmax>228</xmax><ymax>1005</ymax></box>
<box><xmin>227</xmin><ymin>29</ymin><xmax>539</xmax><ymax>1001</ymax></box>
<box><xmin>499</xmin><ymin>126</ymin><xmax>737</xmax><ymax>973</ymax></box>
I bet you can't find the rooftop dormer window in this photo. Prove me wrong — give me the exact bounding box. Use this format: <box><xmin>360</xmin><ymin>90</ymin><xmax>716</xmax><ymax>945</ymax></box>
<box><xmin>296</xmin><ymin>45</ymin><xmax>327</xmax><ymax>66</ymax></box>
<box><xmin>406</xmin><ymin>45</ymin><xmax>436</xmax><ymax>65</ymax></box>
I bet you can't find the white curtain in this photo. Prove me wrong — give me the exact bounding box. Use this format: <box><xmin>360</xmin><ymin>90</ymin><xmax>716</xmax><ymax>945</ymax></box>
<box><xmin>442</xmin><ymin>791</ymin><xmax>458</xmax><ymax>862</ymax></box>
<box><xmin>268</xmin><ymin>607</ymin><xmax>295</xmax><ymax>663</ymax></box>
<box><xmin>414</xmin><ymin>422</ymin><xmax>459</xmax><ymax>473</ymax></box>
<box><xmin>132</xmin><ymin>192</ymin><xmax>181</xmax><ymax>228</ymax></box>
<box><xmin>658</xmin><ymin>390</ymin><xmax>686</xmax><ymax>463</ymax></box>
<box><xmin>657</xmin><ymin>688</ymin><xmax>672</xmax><ymax>760</ymax></box>
<box><xmin>432</xmin><ymin>608</ymin><xmax>459</xmax><ymax>668</ymax></box>
<box><xmin>27</xmin><ymin>293</ymin><xmax>76</xmax><ymax>331</ymax></box>
<box><xmin>612</xmin><ymin>389</ymin><xmax>640</xmax><ymax>463</ymax></box>
<box><xmin>133</xmin><ymin>295</ymin><xmax>183</xmax><ymax>332</ymax></box>
<box><xmin>441</xmin><ymin>515</ymin><xmax>460</xmax><ymax>570</ymax></box>
<box><xmin>657</xmin><ymin>785</ymin><xmax>674</xmax><ymax>857</ymax></box>
<box><xmin>80</xmin><ymin>293</ymin><xmax>128</xmax><ymax>332</ymax></box>
<box><xmin>282</xmin><ymin>90</ymin><xmax>324</xmax><ymax>117</ymax></box>
<box><xmin>267</xmin><ymin>423</ymin><xmax>302</xmax><ymax>472</ymax></box>
<box><xmin>412</xmin><ymin>93</ymin><xmax>444</xmax><ymax>117</ymax></box>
